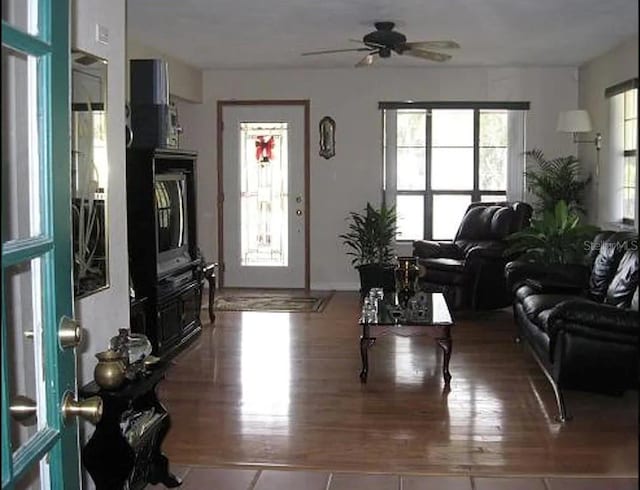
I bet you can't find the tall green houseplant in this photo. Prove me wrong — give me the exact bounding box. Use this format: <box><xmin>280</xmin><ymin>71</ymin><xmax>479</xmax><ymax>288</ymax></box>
<box><xmin>506</xmin><ymin>200</ymin><xmax>599</xmax><ymax>265</ymax></box>
<box><xmin>525</xmin><ymin>149</ymin><xmax>591</xmax><ymax>215</ymax></box>
<box><xmin>340</xmin><ymin>202</ymin><xmax>397</xmax><ymax>296</ymax></box>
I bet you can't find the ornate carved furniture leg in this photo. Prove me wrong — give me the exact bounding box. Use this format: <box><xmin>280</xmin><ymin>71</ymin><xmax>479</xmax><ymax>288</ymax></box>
<box><xmin>360</xmin><ymin>323</ymin><xmax>370</xmax><ymax>382</ymax></box>
<box><xmin>203</xmin><ymin>262</ymin><xmax>217</xmax><ymax>325</ymax></box>
<box><xmin>436</xmin><ymin>328</ymin><xmax>452</xmax><ymax>385</ymax></box>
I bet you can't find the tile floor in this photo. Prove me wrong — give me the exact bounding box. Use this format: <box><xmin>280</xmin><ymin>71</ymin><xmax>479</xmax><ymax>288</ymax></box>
<box><xmin>149</xmin><ymin>466</ymin><xmax>639</xmax><ymax>490</ymax></box>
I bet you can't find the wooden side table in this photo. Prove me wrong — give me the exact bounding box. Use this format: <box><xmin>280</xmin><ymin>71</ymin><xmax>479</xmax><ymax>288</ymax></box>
<box><xmin>202</xmin><ymin>262</ymin><xmax>218</xmax><ymax>324</ymax></box>
<box><xmin>80</xmin><ymin>361</ymin><xmax>181</xmax><ymax>489</ymax></box>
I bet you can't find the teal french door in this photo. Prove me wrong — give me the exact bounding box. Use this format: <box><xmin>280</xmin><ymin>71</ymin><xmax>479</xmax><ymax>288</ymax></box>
<box><xmin>2</xmin><ymin>0</ymin><xmax>82</xmax><ymax>488</ymax></box>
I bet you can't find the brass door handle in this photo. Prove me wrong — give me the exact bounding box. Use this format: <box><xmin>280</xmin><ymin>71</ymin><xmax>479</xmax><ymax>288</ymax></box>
<box><xmin>61</xmin><ymin>392</ymin><xmax>103</xmax><ymax>426</ymax></box>
<box><xmin>58</xmin><ymin>316</ymin><xmax>84</xmax><ymax>349</ymax></box>
<box><xmin>10</xmin><ymin>395</ymin><xmax>37</xmax><ymax>426</ymax></box>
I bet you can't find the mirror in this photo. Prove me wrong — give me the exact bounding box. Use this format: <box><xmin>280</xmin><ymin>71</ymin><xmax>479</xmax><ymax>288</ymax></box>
<box><xmin>71</xmin><ymin>51</ymin><xmax>109</xmax><ymax>298</ymax></box>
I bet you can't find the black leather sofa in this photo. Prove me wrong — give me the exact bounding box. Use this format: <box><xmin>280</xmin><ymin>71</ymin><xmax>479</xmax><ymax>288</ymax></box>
<box><xmin>505</xmin><ymin>231</ymin><xmax>639</xmax><ymax>421</ymax></box>
<box><xmin>412</xmin><ymin>201</ymin><xmax>532</xmax><ymax>310</ymax></box>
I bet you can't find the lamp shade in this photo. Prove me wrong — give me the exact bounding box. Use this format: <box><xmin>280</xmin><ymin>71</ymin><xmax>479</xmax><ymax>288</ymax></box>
<box><xmin>557</xmin><ymin>110</ymin><xmax>593</xmax><ymax>133</ymax></box>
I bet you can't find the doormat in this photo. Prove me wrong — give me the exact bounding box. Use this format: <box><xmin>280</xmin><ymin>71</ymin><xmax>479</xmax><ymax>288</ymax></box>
<box><xmin>212</xmin><ymin>291</ymin><xmax>333</xmax><ymax>313</ymax></box>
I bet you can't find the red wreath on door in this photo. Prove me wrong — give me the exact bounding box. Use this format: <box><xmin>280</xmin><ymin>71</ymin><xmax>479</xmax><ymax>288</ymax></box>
<box><xmin>255</xmin><ymin>136</ymin><xmax>274</xmax><ymax>163</ymax></box>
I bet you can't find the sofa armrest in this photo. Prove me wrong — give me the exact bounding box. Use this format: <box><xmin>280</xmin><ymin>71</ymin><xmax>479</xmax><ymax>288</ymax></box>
<box><xmin>547</xmin><ymin>299</ymin><xmax>639</xmax><ymax>336</ymax></box>
<box><xmin>524</xmin><ymin>278</ymin><xmax>584</xmax><ymax>295</ymax></box>
<box><xmin>413</xmin><ymin>240</ymin><xmax>462</xmax><ymax>259</ymax></box>
<box><xmin>504</xmin><ymin>261</ymin><xmax>590</xmax><ymax>295</ymax></box>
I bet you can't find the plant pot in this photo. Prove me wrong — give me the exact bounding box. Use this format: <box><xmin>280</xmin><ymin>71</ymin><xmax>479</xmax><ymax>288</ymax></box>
<box><xmin>357</xmin><ymin>263</ymin><xmax>396</xmax><ymax>300</ymax></box>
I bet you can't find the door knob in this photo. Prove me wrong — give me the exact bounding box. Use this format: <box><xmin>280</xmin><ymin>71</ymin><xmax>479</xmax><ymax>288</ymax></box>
<box><xmin>58</xmin><ymin>316</ymin><xmax>83</xmax><ymax>349</ymax></box>
<box><xmin>10</xmin><ymin>395</ymin><xmax>37</xmax><ymax>426</ymax></box>
<box><xmin>61</xmin><ymin>392</ymin><xmax>103</xmax><ymax>425</ymax></box>
<box><xmin>295</xmin><ymin>209</ymin><xmax>302</xmax><ymax>216</ymax></box>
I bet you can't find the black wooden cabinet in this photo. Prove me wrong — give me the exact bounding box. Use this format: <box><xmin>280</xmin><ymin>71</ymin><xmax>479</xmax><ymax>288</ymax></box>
<box><xmin>81</xmin><ymin>362</ymin><xmax>181</xmax><ymax>490</ymax></box>
<box><xmin>126</xmin><ymin>148</ymin><xmax>202</xmax><ymax>359</ymax></box>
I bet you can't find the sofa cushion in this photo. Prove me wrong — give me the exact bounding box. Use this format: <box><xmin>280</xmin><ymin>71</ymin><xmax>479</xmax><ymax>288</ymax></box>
<box><xmin>605</xmin><ymin>249</ymin><xmax>639</xmax><ymax>308</ymax></box>
<box><xmin>588</xmin><ymin>232</ymin><xmax>637</xmax><ymax>301</ymax></box>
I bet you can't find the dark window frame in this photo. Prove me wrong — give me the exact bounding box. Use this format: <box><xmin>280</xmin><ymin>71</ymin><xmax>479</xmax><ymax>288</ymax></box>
<box><xmin>389</xmin><ymin>103</ymin><xmax>523</xmax><ymax>241</ymax></box>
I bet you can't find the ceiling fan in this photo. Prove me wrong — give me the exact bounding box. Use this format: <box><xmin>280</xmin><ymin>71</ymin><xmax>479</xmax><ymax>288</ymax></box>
<box><xmin>301</xmin><ymin>21</ymin><xmax>460</xmax><ymax>67</ymax></box>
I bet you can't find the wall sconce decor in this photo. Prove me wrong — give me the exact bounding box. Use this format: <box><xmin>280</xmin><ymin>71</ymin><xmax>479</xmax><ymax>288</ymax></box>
<box><xmin>319</xmin><ymin>116</ymin><xmax>336</xmax><ymax>159</ymax></box>
<box><xmin>557</xmin><ymin>109</ymin><xmax>603</xmax><ymax>220</ymax></box>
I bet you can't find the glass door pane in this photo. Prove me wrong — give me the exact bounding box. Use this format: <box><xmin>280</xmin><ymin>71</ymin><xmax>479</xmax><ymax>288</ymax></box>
<box><xmin>1</xmin><ymin>47</ymin><xmax>42</xmax><ymax>242</ymax></box>
<box><xmin>240</xmin><ymin>122</ymin><xmax>289</xmax><ymax>267</ymax></box>
<box><xmin>1</xmin><ymin>0</ymin><xmax>39</xmax><ymax>36</ymax></box>
<box><xmin>5</xmin><ymin>259</ymin><xmax>46</xmax><ymax>452</ymax></box>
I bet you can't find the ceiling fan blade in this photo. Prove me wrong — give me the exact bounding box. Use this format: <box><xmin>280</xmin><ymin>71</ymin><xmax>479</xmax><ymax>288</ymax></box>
<box><xmin>301</xmin><ymin>47</ymin><xmax>371</xmax><ymax>56</ymax></box>
<box><xmin>404</xmin><ymin>48</ymin><xmax>452</xmax><ymax>62</ymax></box>
<box><xmin>355</xmin><ymin>52</ymin><xmax>378</xmax><ymax>67</ymax></box>
<box><xmin>405</xmin><ymin>40</ymin><xmax>460</xmax><ymax>50</ymax></box>
<box><xmin>350</xmin><ymin>38</ymin><xmax>386</xmax><ymax>49</ymax></box>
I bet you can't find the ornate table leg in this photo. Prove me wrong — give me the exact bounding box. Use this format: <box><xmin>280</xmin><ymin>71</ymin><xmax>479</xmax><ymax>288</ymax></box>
<box><xmin>436</xmin><ymin>333</ymin><xmax>452</xmax><ymax>385</ymax></box>
<box><xmin>359</xmin><ymin>324</ymin><xmax>370</xmax><ymax>382</ymax></box>
<box><xmin>203</xmin><ymin>263</ymin><xmax>217</xmax><ymax>325</ymax></box>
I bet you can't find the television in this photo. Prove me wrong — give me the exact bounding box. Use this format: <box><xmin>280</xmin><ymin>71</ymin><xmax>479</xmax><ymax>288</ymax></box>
<box><xmin>154</xmin><ymin>172</ymin><xmax>191</xmax><ymax>276</ymax></box>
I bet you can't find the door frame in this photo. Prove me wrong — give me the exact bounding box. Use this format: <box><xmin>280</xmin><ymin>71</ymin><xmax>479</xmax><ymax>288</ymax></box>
<box><xmin>216</xmin><ymin>100</ymin><xmax>310</xmax><ymax>290</ymax></box>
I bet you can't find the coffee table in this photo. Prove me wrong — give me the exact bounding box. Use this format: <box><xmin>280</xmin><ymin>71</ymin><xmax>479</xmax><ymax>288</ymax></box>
<box><xmin>359</xmin><ymin>292</ymin><xmax>454</xmax><ymax>385</ymax></box>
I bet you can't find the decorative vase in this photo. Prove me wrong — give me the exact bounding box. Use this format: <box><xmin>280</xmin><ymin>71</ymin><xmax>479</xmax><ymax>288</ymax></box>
<box><xmin>94</xmin><ymin>349</ymin><xmax>127</xmax><ymax>390</ymax></box>
<box><xmin>395</xmin><ymin>256</ymin><xmax>419</xmax><ymax>293</ymax></box>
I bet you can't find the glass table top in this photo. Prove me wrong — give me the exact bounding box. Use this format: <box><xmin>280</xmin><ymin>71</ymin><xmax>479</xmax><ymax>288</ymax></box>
<box><xmin>359</xmin><ymin>291</ymin><xmax>453</xmax><ymax>326</ymax></box>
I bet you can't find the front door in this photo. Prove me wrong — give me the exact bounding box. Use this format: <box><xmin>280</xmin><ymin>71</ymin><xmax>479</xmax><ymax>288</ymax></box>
<box><xmin>220</xmin><ymin>103</ymin><xmax>309</xmax><ymax>288</ymax></box>
<box><xmin>2</xmin><ymin>1</ymin><xmax>83</xmax><ymax>488</ymax></box>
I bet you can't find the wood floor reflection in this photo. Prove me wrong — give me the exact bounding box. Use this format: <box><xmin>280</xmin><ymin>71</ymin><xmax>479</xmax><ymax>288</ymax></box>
<box><xmin>159</xmin><ymin>291</ymin><xmax>638</xmax><ymax>476</ymax></box>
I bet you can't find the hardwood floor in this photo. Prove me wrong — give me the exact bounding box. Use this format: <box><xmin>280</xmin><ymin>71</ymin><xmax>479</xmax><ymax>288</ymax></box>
<box><xmin>159</xmin><ymin>291</ymin><xmax>638</xmax><ymax>477</ymax></box>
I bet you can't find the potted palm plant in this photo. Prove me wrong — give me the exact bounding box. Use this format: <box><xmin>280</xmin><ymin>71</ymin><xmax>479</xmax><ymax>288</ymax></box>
<box><xmin>506</xmin><ymin>200</ymin><xmax>600</xmax><ymax>265</ymax></box>
<box><xmin>340</xmin><ymin>202</ymin><xmax>397</xmax><ymax>298</ymax></box>
<box><xmin>525</xmin><ymin>149</ymin><xmax>591</xmax><ymax>215</ymax></box>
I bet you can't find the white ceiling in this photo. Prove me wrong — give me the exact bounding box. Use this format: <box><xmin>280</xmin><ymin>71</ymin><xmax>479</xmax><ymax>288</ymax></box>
<box><xmin>126</xmin><ymin>0</ymin><xmax>638</xmax><ymax>70</ymax></box>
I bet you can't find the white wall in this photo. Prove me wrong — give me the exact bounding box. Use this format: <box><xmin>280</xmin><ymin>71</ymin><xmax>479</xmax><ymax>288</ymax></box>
<box><xmin>72</xmin><ymin>1</ymin><xmax>127</xmax><ymax>488</ymax></box>
<box><xmin>578</xmin><ymin>36</ymin><xmax>639</xmax><ymax>228</ymax></box>
<box><xmin>178</xmin><ymin>66</ymin><xmax>578</xmax><ymax>290</ymax></box>
<box><xmin>127</xmin><ymin>38</ymin><xmax>203</xmax><ymax>103</ymax></box>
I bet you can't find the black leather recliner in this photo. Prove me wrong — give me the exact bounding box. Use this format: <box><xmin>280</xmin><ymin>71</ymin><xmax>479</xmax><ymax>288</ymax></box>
<box><xmin>505</xmin><ymin>231</ymin><xmax>639</xmax><ymax>421</ymax></box>
<box><xmin>412</xmin><ymin>201</ymin><xmax>532</xmax><ymax>310</ymax></box>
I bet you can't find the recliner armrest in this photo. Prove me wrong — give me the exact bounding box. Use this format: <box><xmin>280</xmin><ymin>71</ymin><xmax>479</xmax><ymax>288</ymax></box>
<box><xmin>413</xmin><ymin>240</ymin><xmax>462</xmax><ymax>259</ymax></box>
<box><xmin>465</xmin><ymin>244</ymin><xmax>506</xmax><ymax>260</ymax></box>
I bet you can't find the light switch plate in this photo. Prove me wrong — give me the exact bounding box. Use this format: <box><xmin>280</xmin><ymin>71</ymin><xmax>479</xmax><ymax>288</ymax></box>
<box><xmin>96</xmin><ymin>24</ymin><xmax>109</xmax><ymax>45</ymax></box>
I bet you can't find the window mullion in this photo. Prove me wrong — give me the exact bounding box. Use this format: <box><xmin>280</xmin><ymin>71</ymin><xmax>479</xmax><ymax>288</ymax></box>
<box><xmin>425</xmin><ymin>109</ymin><xmax>432</xmax><ymax>239</ymax></box>
<box><xmin>473</xmin><ymin>109</ymin><xmax>480</xmax><ymax>202</ymax></box>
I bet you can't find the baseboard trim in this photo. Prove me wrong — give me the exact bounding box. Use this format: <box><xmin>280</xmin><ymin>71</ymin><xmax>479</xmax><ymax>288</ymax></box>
<box><xmin>310</xmin><ymin>282</ymin><xmax>359</xmax><ymax>291</ymax></box>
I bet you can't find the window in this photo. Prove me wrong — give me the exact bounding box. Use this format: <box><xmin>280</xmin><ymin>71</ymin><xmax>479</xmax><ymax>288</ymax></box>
<box><xmin>606</xmin><ymin>78</ymin><xmax>638</xmax><ymax>225</ymax></box>
<box><xmin>623</xmin><ymin>88</ymin><xmax>637</xmax><ymax>223</ymax></box>
<box><xmin>382</xmin><ymin>102</ymin><xmax>528</xmax><ymax>240</ymax></box>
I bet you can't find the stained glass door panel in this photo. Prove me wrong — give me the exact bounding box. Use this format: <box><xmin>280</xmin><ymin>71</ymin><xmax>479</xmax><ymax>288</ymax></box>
<box><xmin>240</xmin><ymin>123</ymin><xmax>289</xmax><ymax>267</ymax></box>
